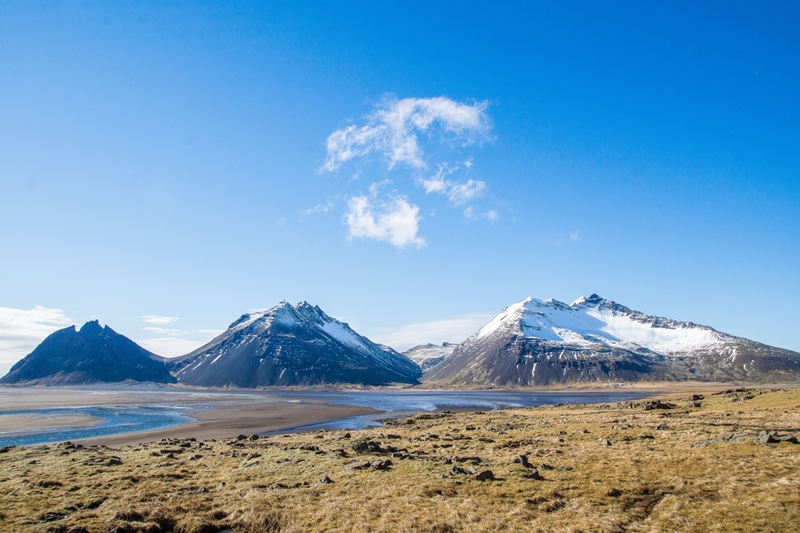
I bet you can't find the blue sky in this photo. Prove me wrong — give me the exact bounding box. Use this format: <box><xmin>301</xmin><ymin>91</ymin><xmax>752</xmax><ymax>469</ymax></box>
<box><xmin>1</xmin><ymin>1</ymin><xmax>798</xmax><ymax>373</ymax></box>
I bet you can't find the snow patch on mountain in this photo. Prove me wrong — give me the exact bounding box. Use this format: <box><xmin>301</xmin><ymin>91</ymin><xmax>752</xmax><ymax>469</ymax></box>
<box><xmin>403</xmin><ymin>343</ymin><xmax>458</xmax><ymax>372</ymax></box>
<box><xmin>473</xmin><ymin>295</ymin><xmax>723</xmax><ymax>356</ymax></box>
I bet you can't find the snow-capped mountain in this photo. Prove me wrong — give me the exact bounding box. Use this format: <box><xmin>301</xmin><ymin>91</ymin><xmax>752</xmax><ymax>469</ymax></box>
<box><xmin>168</xmin><ymin>301</ymin><xmax>421</xmax><ymax>387</ymax></box>
<box><xmin>402</xmin><ymin>343</ymin><xmax>458</xmax><ymax>372</ymax></box>
<box><xmin>424</xmin><ymin>294</ymin><xmax>800</xmax><ymax>386</ymax></box>
<box><xmin>0</xmin><ymin>320</ymin><xmax>175</xmax><ymax>385</ymax></box>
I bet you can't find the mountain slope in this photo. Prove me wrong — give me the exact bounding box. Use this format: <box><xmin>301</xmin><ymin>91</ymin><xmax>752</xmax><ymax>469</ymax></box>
<box><xmin>402</xmin><ymin>343</ymin><xmax>458</xmax><ymax>372</ymax></box>
<box><xmin>0</xmin><ymin>320</ymin><xmax>175</xmax><ymax>385</ymax></box>
<box><xmin>424</xmin><ymin>294</ymin><xmax>800</xmax><ymax>386</ymax></box>
<box><xmin>168</xmin><ymin>301</ymin><xmax>421</xmax><ymax>387</ymax></box>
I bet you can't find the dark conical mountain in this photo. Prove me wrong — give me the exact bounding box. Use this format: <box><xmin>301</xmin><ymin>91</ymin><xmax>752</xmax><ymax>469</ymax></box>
<box><xmin>167</xmin><ymin>301</ymin><xmax>421</xmax><ymax>387</ymax></box>
<box><xmin>0</xmin><ymin>320</ymin><xmax>175</xmax><ymax>385</ymax></box>
<box><xmin>424</xmin><ymin>295</ymin><xmax>800</xmax><ymax>386</ymax></box>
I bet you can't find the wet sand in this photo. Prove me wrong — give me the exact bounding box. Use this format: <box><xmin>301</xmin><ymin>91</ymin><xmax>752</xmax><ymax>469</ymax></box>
<box><xmin>0</xmin><ymin>385</ymin><xmax>379</xmax><ymax>446</ymax></box>
<box><xmin>0</xmin><ymin>413</ymin><xmax>106</xmax><ymax>433</ymax></box>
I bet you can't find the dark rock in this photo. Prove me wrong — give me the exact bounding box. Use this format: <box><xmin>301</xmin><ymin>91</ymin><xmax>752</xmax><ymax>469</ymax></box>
<box><xmin>607</xmin><ymin>488</ymin><xmax>623</xmax><ymax>497</ymax></box>
<box><xmin>249</xmin><ymin>434</ymin><xmax>260</xmax><ymax>440</ymax></box>
<box><xmin>512</xmin><ymin>455</ymin><xmax>532</xmax><ymax>468</ymax></box>
<box><xmin>539</xmin><ymin>463</ymin><xmax>554</xmax><ymax>470</ymax></box>
<box><xmin>106</xmin><ymin>458</ymin><xmax>123</xmax><ymax>466</ymax></box>
<box><xmin>370</xmin><ymin>459</ymin><xmax>393</xmax><ymax>470</ymax></box>
<box><xmin>0</xmin><ymin>445</ymin><xmax>14</xmax><ymax>453</ymax></box>
<box><xmin>312</xmin><ymin>476</ymin><xmax>334</xmax><ymax>488</ymax></box>
<box><xmin>522</xmin><ymin>469</ymin><xmax>543</xmax><ymax>480</ymax></box>
<box><xmin>641</xmin><ymin>400</ymin><xmax>676</xmax><ymax>411</ymax></box>
<box><xmin>345</xmin><ymin>460</ymin><xmax>372</xmax><ymax>471</ymax></box>
<box><xmin>473</xmin><ymin>470</ymin><xmax>495</xmax><ymax>481</ymax></box>
<box><xmin>450</xmin><ymin>465</ymin><xmax>476</xmax><ymax>476</ymax></box>
<box><xmin>351</xmin><ymin>440</ymin><xmax>383</xmax><ymax>454</ymax></box>
<box><xmin>236</xmin><ymin>434</ymin><xmax>248</xmax><ymax>441</ymax></box>
<box><xmin>598</xmin><ymin>439</ymin><xmax>612</xmax><ymax>446</ymax></box>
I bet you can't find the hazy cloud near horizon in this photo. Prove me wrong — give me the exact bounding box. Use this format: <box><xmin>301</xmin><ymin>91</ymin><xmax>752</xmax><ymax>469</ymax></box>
<box><xmin>0</xmin><ymin>306</ymin><xmax>73</xmax><ymax>376</ymax></box>
<box><xmin>369</xmin><ymin>313</ymin><xmax>493</xmax><ymax>352</ymax></box>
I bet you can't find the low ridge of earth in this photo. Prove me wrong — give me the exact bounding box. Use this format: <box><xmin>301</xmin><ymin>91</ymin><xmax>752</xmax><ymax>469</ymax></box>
<box><xmin>0</xmin><ymin>321</ymin><xmax>174</xmax><ymax>385</ymax></box>
<box><xmin>424</xmin><ymin>294</ymin><xmax>800</xmax><ymax>386</ymax></box>
<box><xmin>1</xmin><ymin>388</ymin><xmax>798</xmax><ymax>532</ymax></box>
<box><xmin>168</xmin><ymin>301</ymin><xmax>421</xmax><ymax>387</ymax></box>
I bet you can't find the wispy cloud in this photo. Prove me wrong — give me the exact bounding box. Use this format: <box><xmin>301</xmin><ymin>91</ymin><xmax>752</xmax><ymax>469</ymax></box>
<box><xmin>464</xmin><ymin>207</ymin><xmax>499</xmax><ymax>222</ymax></box>
<box><xmin>345</xmin><ymin>188</ymin><xmax>425</xmax><ymax>249</ymax></box>
<box><xmin>322</xmin><ymin>96</ymin><xmax>491</xmax><ymax>172</ymax></box>
<box><xmin>570</xmin><ymin>230</ymin><xmax>581</xmax><ymax>242</ymax></box>
<box><xmin>370</xmin><ymin>314</ymin><xmax>494</xmax><ymax>352</ymax></box>
<box><xmin>0</xmin><ymin>306</ymin><xmax>73</xmax><ymax>376</ymax></box>
<box><xmin>418</xmin><ymin>163</ymin><xmax>486</xmax><ymax>205</ymax></box>
<box><xmin>302</xmin><ymin>199</ymin><xmax>335</xmax><ymax>218</ymax></box>
<box><xmin>142</xmin><ymin>315</ymin><xmax>179</xmax><ymax>325</ymax></box>
<box><xmin>136</xmin><ymin>326</ymin><xmax>224</xmax><ymax>358</ymax></box>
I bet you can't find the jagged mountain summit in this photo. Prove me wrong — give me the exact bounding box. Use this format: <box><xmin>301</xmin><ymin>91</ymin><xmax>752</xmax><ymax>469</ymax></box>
<box><xmin>403</xmin><ymin>343</ymin><xmax>458</xmax><ymax>372</ymax></box>
<box><xmin>424</xmin><ymin>294</ymin><xmax>800</xmax><ymax>386</ymax></box>
<box><xmin>0</xmin><ymin>320</ymin><xmax>175</xmax><ymax>385</ymax></box>
<box><xmin>168</xmin><ymin>301</ymin><xmax>421</xmax><ymax>387</ymax></box>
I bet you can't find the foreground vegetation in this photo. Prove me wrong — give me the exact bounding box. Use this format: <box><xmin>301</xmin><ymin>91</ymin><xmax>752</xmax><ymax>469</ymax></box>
<box><xmin>1</xmin><ymin>388</ymin><xmax>799</xmax><ymax>532</ymax></box>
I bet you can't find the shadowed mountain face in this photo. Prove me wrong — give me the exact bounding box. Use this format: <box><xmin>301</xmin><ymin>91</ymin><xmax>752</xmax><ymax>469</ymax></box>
<box><xmin>424</xmin><ymin>295</ymin><xmax>800</xmax><ymax>386</ymax></box>
<box><xmin>168</xmin><ymin>301</ymin><xmax>421</xmax><ymax>387</ymax></box>
<box><xmin>0</xmin><ymin>320</ymin><xmax>175</xmax><ymax>385</ymax></box>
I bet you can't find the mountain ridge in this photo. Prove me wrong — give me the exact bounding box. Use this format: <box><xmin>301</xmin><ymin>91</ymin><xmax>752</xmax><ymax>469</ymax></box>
<box><xmin>423</xmin><ymin>294</ymin><xmax>800</xmax><ymax>386</ymax></box>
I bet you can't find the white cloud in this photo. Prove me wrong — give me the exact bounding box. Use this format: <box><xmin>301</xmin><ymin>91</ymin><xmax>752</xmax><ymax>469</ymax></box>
<box><xmin>322</xmin><ymin>96</ymin><xmax>490</xmax><ymax>172</ymax></box>
<box><xmin>418</xmin><ymin>164</ymin><xmax>486</xmax><ymax>205</ymax></box>
<box><xmin>570</xmin><ymin>231</ymin><xmax>581</xmax><ymax>242</ymax></box>
<box><xmin>345</xmin><ymin>191</ymin><xmax>425</xmax><ymax>249</ymax></box>
<box><xmin>0</xmin><ymin>306</ymin><xmax>73</xmax><ymax>376</ymax></box>
<box><xmin>137</xmin><ymin>337</ymin><xmax>209</xmax><ymax>358</ymax></box>
<box><xmin>369</xmin><ymin>314</ymin><xmax>494</xmax><ymax>352</ymax></box>
<box><xmin>142</xmin><ymin>315</ymin><xmax>179</xmax><ymax>325</ymax></box>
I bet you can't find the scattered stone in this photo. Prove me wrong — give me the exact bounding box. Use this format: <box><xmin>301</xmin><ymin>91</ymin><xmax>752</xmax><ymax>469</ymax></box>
<box><xmin>370</xmin><ymin>459</ymin><xmax>393</xmax><ymax>470</ymax></box>
<box><xmin>512</xmin><ymin>455</ymin><xmax>532</xmax><ymax>468</ymax></box>
<box><xmin>450</xmin><ymin>465</ymin><xmax>476</xmax><ymax>476</ymax></box>
<box><xmin>351</xmin><ymin>440</ymin><xmax>383</xmax><ymax>454</ymax></box>
<box><xmin>345</xmin><ymin>460</ymin><xmax>372</xmax><ymax>471</ymax></box>
<box><xmin>641</xmin><ymin>400</ymin><xmax>676</xmax><ymax>411</ymax></box>
<box><xmin>249</xmin><ymin>434</ymin><xmax>260</xmax><ymax>440</ymax></box>
<box><xmin>607</xmin><ymin>488</ymin><xmax>623</xmax><ymax>497</ymax></box>
<box><xmin>195</xmin><ymin>487</ymin><xmax>209</xmax><ymax>493</ymax></box>
<box><xmin>188</xmin><ymin>454</ymin><xmax>203</xmax><ymax>460</ymax></box>
<box><xmin>539</xmin><ymin>463</ymin><xmax>554</xmax><ymax>470</ymax></box>
<box><xmin>691</xmin><ymin>394</ymin><xmax>705</xmax><ymax>401</ymax></box>
<box><xmin>236</xmin><ymin>434</ymin><xmax>248</xmax><ymax>440</ymax></box>
<box><xmin>522</xmin><ymin>469</ymin><xmax>543</xmax><ymax>480</ymax></box>
<box><xmin>312</xmin><ymin>476</ymin><xmax>334</xmax><ymax>488</ymax></box>
<box><xmin>598</xmin><ymin>439</ymin><xmax>612</xmax><ymax>446</ymax></box>
<box><xmin>559</xmin><ymin>465</ymin><xmax>573</xmax><ymax>471</ymax></box>
<box><xmin>0</xmin><ymin>445</ymin><xmax>15</xmax><ymax>453</ymax></box>
<box><xmin>473</xmin><ymin>470</ymin><xmax>495</xmax><ymax>481</ymax></box>
<box><xmin>216</xmin><ymin>482</ymin><xmax>226</xmax><ymax>489</ymax></box>
<box><xmin>106</xmin><ymin>458</ymin><xmax>123</xmax><ymax>466</ymax></box>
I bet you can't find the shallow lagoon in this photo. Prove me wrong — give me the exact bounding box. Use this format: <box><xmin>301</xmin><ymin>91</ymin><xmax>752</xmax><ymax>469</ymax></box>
<box><xmin>0</xmin><ymin>389</ymin><xmax>648</xmax><ymax>446</ymax></box>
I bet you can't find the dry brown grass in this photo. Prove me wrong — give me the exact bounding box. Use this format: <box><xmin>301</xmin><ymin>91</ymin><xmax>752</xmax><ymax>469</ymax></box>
<box><xmin>1</xmin><ymin>387</ymin><xmax>799</xmax><ymax>532</ymax></box>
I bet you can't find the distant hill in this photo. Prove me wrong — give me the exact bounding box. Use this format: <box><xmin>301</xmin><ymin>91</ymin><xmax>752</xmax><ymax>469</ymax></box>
<box><xmin>402</xmin><ymin>343</ymin><xmax>458</xmax><ymax>372</ymax></box>
<box><xmin>167</xmin><ymin>301</ymin><xmax>421</xmax><ymax>387</ymax></box>
<box><xmin>0</xmin><ymin>320</ymin><xmax>175</xmax><ymax>385</ymax></box>
<box><xmin>424</xmin><ymin>294</ymin><xmax>800</xmax><ymax>386</ymax></box>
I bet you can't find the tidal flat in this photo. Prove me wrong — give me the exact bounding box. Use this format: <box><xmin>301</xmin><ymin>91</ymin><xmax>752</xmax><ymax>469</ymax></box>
<box><xmin>0</xmin><ymin>387</ymin><xmax>798</xmax><ymax>532</ymax></box>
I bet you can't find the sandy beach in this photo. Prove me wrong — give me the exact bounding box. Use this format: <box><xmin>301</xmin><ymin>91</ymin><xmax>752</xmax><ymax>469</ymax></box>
<box><xmin>0</xmin><ymin>412</ymin><xmax>106</xmax><ymax>433</ymax></box>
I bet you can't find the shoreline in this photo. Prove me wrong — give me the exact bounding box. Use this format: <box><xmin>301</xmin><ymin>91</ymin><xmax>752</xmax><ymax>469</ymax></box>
<box><xmin>1</xmin><ymin>381</ymin><xmax>786</xmax><ymax>446</ymax></box>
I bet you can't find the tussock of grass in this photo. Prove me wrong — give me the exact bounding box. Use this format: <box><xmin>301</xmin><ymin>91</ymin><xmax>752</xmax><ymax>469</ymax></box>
<box><xmin>0</xmin><ymin>388</ymin><xmax>798</xmax><ymax>532</ymax></box>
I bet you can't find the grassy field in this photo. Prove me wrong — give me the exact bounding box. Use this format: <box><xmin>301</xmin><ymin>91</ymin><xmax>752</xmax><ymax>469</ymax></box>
<box><xmin>0</xmin><ymin>387</ymin><xmax>798</xmax><ymax>532</ymax></box>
